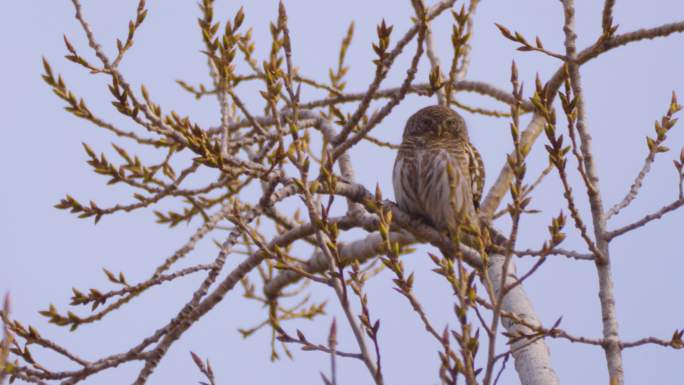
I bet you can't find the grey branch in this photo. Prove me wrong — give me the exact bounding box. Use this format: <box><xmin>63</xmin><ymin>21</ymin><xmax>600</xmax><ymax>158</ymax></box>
<box><xmin>562</xmin><ymin>0</ymin><xmax>624</xmax><ymax>383</ymax></box>
<box><xmin>606</xmin><ymin>197</ymin><xmax>684</xmax><ymax>239</ymax></box>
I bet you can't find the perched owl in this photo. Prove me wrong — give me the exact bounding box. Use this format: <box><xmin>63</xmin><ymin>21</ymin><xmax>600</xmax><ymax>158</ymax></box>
<box><xmin>393</xmin><ymin>105</ymin><xmax>484</xmax><ymax>232</ymax></box>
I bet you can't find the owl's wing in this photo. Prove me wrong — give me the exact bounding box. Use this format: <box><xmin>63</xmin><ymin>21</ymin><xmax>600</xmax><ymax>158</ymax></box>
<box><xmin>392</xmin><ymin>154</ymin><xmax>408</xmax><ymax>211</ymax></box>
<box><xmin>465</xmin><ymin>142</ymin><xmax>485</xmax><ymax>210</ymax></box>
<box><xmin>393</xmin><ymin>149</ymin><xmax>422</xmax><ymax>215</ymax></box>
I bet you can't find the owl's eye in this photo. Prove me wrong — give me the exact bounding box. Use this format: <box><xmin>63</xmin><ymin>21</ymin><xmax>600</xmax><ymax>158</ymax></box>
<box><xmin>421</xmin><ymin>118</ymin><xmax>433</xmax><ymax>127</ymax></box>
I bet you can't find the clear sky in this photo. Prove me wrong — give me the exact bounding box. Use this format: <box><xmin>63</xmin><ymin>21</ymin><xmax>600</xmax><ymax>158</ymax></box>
<box><xmin>2</xmin><ymin>1</ymin><xmax>683</xmax><ymax>384</ymax></box>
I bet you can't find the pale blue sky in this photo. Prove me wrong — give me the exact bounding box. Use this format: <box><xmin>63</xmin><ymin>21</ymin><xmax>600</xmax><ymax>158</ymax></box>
<box><xmin>2</xmin><ymin>1</ymin><xmax>684</xmax><ymax>384</ymax></box>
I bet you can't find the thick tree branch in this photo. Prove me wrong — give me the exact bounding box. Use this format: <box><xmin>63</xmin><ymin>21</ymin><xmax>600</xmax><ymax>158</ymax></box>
<box><xmin>561</xmin><ymin>1</ymin><xmax>624</xmax><ymax>383</ymax></box>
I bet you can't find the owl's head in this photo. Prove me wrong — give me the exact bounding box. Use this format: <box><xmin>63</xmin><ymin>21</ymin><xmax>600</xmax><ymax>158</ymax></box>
<box><xmin>402</xmin><ymin>105</ymin><xmax>468</xmax><ymax>143</ymax></box>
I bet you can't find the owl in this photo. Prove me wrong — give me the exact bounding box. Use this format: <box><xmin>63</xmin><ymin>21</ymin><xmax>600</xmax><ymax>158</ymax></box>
<box><xmin>393</xmin><ymin>105</ymin><xmax>484</xmax><ymax>232</ymax></box>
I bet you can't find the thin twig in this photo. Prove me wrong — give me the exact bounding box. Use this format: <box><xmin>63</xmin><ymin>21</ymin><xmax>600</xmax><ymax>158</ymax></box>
<box><xmin>606</xmin><ymin>197</ymin><xmax>684</xmax><ymax>239</ymax></box>
<box><xmin>514</xmin><ymin>247</ymin><xmax>593</xmax><ymax>261</ymax></box>
<box><xmin>602</xmin><ymin>0</ymin><xmax>617</xmax><ymax>34</ymax></box>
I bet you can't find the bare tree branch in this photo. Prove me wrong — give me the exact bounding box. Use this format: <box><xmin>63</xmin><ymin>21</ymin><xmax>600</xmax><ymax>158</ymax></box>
<box><xmin>606</xmin><ymin>197</ymin><xmax>684</xmax><ymax>239</ymax></box>
<box><xmin>561</xmin><ymin>1</ymin><xmax>624</xmax><ymax>382</ymax></box>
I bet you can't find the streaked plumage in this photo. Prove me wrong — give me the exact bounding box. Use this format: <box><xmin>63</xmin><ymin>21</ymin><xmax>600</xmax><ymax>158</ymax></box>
<box><xmin>393</xmin><ymin>105</ymin><xmax>484</xmax><ymax>232</ymax></box>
